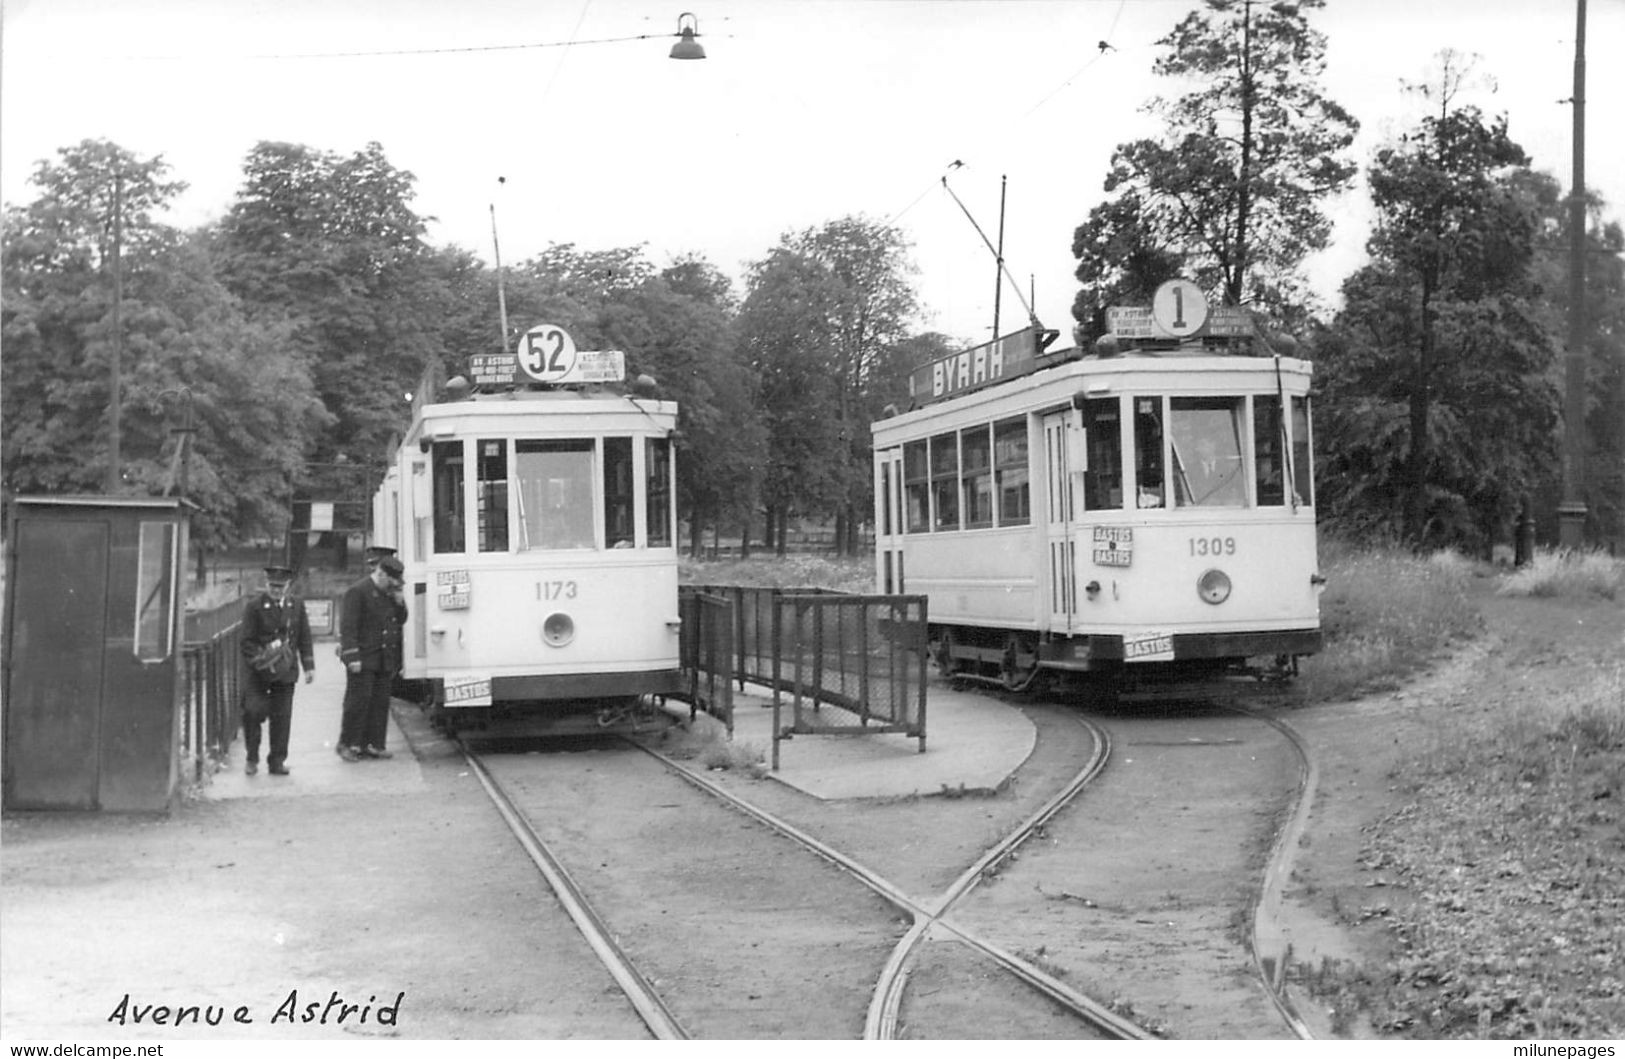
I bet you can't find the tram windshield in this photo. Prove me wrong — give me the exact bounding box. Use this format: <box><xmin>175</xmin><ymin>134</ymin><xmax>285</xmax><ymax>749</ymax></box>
<box><xmin>426</xmin><ymin>434</ymin><xmax>673</xmax><ymax>554</ymax></box>
<box><xmin>1168</xmin><ymin>398</ymin><xmax>1247</xmax><ymax>508</ymax></box>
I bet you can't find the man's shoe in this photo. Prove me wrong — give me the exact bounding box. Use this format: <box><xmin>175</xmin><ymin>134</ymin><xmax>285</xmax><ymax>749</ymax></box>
<box><xmin>336</xmin><ymin>746</ymin><xmax>361</xmax><ymax>762</ymax></box>
<box><xmin>245</xmin><ymin>761</ymin><xmax>258</xmax><ymax>775</ymax></box>
<box><xmin>362</xmin><ymin>745</ymin><xmax>394</xmax><ymax>760</ymax></box>
<box><xmin>269</xmin><ymin>764</ymin><xmax>290</xmax><ymax>776</ymax></box>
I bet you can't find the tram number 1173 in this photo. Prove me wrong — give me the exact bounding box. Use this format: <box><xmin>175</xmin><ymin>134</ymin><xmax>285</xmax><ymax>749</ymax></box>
<box><xmin>1189</xmin><ymin>536</ymin><xmax>1237</xmax><ymax>557</ymax></box>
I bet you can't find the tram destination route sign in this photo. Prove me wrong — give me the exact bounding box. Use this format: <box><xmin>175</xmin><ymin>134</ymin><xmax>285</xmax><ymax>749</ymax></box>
<box><xmin>466</xmin><ymin>325</ymin><xmax>627</xmax><ymax>388</ymax></box>
<box><xmin>1106</xmin><ymin>280</ymin><xmax>1255</xmax><ymax>343</ymax></box>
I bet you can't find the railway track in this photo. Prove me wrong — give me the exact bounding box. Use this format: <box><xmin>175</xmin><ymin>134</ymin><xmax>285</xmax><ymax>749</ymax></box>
<box><xmin>456</xmin><ymin>681</ymin><xmax>1317</xmax><ymax>1040</ymax></box>
<box><xmin>458</xmin><ymin>710</ymin><xmax>1147</xmax><ymax>1039</ymax></box>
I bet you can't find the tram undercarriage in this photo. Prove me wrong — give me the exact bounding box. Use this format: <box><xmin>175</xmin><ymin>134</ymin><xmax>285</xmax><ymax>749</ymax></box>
<box><xmin>927</xmin><ymin>623</ymin><xmax>1317</xmax><ymax>699</ymax></box>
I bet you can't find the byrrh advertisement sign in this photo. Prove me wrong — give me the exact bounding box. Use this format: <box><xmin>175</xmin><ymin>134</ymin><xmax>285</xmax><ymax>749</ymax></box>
<box><xmin>907</xmin><ymin>325</ymin><xmax>1067</xmax><ymax>408</ymax></box>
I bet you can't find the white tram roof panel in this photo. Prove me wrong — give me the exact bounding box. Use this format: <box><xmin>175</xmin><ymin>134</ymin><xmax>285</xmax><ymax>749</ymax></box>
<box><xmin>873</xmin><ymin>350</ymin><xmax>1313</xmax><ymax>440</ymax></box>
<box><xmin>406</xmin><ymin>389</ymin><xmax>677</xmax><ymax>444</ymax></box>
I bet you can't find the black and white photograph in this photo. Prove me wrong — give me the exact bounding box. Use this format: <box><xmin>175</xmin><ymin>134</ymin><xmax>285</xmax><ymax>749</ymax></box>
<box><xmin>2</xmin><ymin>0</ymin><xmax>1623</xmax><ymax>1049</ymax></box>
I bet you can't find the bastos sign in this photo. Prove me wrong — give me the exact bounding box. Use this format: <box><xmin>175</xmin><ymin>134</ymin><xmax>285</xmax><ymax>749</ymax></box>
<box><xmin>907</xmin><ymin>325</ymin><xmax>1068</xmax><ymax>408</ymax></box>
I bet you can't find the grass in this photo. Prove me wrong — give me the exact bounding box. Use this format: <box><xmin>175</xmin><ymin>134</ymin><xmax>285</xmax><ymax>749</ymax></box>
<box><xmin>1293</xmin><ymin>538</ymin><xmax>1483</xmax><ymax>704</ymax></box>
<box><xmin>1495</xmin><ymin>547</ymin><xmax>1625</xmax><ymax>600</ymax></box>
<box><xmin>679</xmin><ymin>553</ymin><xmax>874</xmax><ymax>593</ymax></box>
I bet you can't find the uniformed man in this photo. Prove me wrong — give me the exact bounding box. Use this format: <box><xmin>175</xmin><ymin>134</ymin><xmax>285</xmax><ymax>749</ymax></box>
<box><xmin>240</xmin><ymin>566</ymin><xmax>315</xmax><ymax>776</ymax></box>
<box><xmin>336</xmin><ymin>555</ymin><xmax>408</xmax><ymax>762</ymax></box>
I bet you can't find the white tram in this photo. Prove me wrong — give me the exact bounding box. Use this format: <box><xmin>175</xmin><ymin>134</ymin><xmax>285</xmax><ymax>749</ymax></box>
<box><xmin>370</xmin><ymin>325</ymin><xmax>683</xmax><ymax>734</ymax></box>
<box><xmin>872</xmin><ymin>281</ymin><xmax>1323</xmax><ymax>694</ymax></box>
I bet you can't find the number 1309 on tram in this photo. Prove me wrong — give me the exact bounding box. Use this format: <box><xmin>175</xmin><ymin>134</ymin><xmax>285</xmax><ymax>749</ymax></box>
<box><xmin>872</xmin><ymin>281</ymin><xmax>1325</xmax><ymax>698</ymax></box>
<box><xmin>369</xmin><ymin>326</ymin><xmax>683</xmax><ymax>736</ymax></box>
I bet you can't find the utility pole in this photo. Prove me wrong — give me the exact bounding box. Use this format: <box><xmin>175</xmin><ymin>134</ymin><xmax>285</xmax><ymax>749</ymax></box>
<box><xmin>106</xmin><ymin>169</ymin><xmax>124</xmax><ymax>493</ymax></box>
<box><xmin>1558</xmin><ymin>0</ymin><xmax>1588</xmax><ymax>549</ymax></box>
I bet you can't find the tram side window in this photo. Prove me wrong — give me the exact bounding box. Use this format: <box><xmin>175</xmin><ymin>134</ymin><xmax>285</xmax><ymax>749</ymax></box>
<box><xmin>646</xmin><ymin>437</ymin><xmax>673</xmax><ymax>547</ymax></box>
<box><xmin>432</xmin><ymin>441</ymin><xmax>466</xmax><ymax>554</ymax></box>
<box><xmin>931</xmin><ymin>431</ymin><xmax>960</xmax><ymax>531</ymax></box>
<box><xmin>604</xmin><ymin>437</ymin><xmax>634</xmax><ymax>548</ymax></box>
<box><xmin>477</xmin><ymin>439</ymin><xmax>509</xmax><ymax>552</ymax></box>
<box><xmin>515</xmin><ymin>439</ymin><xmax>595</xmax><ymax>550</ymax></box>
<box><xmin>961</xmin><ymin>426</ymin><xmax>993</xmax><ymax>528</ymax></box>
<box><xmin>994</xmin><ymin>417</ymin><xmax>1030</xmax><ymax>525</ymax></box>
<box><xmin>903</xmin><ymin>440</ymin><xmax>929</xmax><ymax>533</ymax></box>
<box><xmin>1291</xmin><ymin>396</ymin><xmax>1314</xmax><ymax>506</ymax></box>
<box><xmin>1169</xmin><ymin>397</ymin><xmax>1247</xmax><ymax>508</ymax></box>
<box><xmin>1133</xmin><ymin>397</ymin><xmax>1166</xmax><ymax>509</ymax></box>
<box><xmin>1254</xmin><ymin>396</ymin><xmax>1286</xmax><ymax>506</ymax></box>
<box><xmin>1081</xmin><ymin>398</ymin><xmax>1124</xmax><ymax>510</ymax></box>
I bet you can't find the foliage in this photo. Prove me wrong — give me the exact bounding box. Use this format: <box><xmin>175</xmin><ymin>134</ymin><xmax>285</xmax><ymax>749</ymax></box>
<box><xmin>1071</xmin><ymin>0</ymin><xmax>1357</xmax><ymax>327</ymax></box>
<box><xmin>1314</xmin><ymin>55</ymin><xmax>1559</xmax><ymax>552</ymax></box>
<box><xmin>1353</xmin><ymin>596</ymin><xmax>1625</xmax><ymax>1038</ymax></box>
<box><xmin>212</xmin><ymin>140</ymin><xmax>445</xmax><ymax>473</ymax></box>
<box><xmin>1496</xmin><ymin>548</ymin><xmax>1624</xmax><ymax>601</ymax></box>
<box><xmin>1293</xmin><ymin>537</ymin><xmax>1481</xmax><ymax>703</ymax></box>
<box><xmin>679</xmin><ymin>554</ymin><xmax>874</xmax><ymax>594</ymax></box>
<box><xmin>1</xmin><ymin>140</ymin><xmax>327</xmax><ymax>550</ymax></box>
<box><xmin>736</xmin><ymin>217</ymin><xmax>920</xmax><ymax>553</ymax></box>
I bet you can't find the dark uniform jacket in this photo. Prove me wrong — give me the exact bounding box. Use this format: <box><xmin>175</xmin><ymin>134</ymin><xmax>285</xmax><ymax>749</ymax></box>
<box><xmin>340</xmin><ymin>577</ymin><xmax>408</xmax><ymax>674</ymax></box>
<box><xmin>240</xmin><ymin>591</ymin><xmax>315</xmax><ymax>686</ymax></box>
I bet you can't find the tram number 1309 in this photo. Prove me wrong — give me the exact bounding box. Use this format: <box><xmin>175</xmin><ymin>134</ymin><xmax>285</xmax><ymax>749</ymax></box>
<box><xmin>1189</xmin><ymin>536</ymin><xmax>1237</xmax><ymax>557</ymax></box>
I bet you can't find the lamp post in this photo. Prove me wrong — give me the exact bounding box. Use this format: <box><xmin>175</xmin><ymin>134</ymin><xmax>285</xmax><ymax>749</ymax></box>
<box><xmin>158</xmin><ymin>386</ymin><xmax>195</xmax><ymax>500</ymax></box>
<box><xmin>1558</xmin><ymin>0</ymin><xmax>1588</xmax><ymax>549</ymax></box>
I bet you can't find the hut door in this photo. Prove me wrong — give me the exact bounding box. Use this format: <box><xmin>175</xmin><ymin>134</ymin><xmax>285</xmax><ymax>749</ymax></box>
<box><xmin>5</xmin><ymin>519</ymin><xmax>110</xmax><ymax>809</ymax></box>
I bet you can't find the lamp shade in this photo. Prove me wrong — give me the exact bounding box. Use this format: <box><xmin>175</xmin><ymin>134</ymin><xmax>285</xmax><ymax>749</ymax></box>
<box><xmin>670</xmin><ymin>13</ymin><xmax>705</xmax><ymax>59</ymax></box>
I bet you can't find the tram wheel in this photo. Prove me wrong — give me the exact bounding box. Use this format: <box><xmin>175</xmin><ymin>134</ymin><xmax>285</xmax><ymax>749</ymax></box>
<box><xmin>1000</xmin><ymin>633</ymin><xmax>1039</xmax><ymax>692</ymax></box>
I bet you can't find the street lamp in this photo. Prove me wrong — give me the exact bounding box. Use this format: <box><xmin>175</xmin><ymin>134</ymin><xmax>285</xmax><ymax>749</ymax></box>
<box><xmin>670</xmin><ymin>13</ymin><xmax>706</xmax><ymax>60</ymax></box>
<box><xmin>158</xmin><ymin>387</ymin><xmax>195</xmax><ymax>500</ymax></box>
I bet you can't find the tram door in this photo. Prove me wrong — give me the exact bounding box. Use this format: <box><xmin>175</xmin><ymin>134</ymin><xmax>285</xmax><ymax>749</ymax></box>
<box><xmin>876</xmin><ymin>448</ymin><xmax>905</xmax><ymax>593</ymax></box>
<box><xmin>1042</xmin><ymin>412</ymin><xmax>1081</xmax><ymax>632</ymax></box>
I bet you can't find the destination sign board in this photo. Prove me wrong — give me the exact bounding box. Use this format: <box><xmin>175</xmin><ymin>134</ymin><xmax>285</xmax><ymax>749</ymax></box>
<box><xmin>1105</xmin><ymin>301</ymin><xmax>1255</xmax><ymax>341</ymax></box>
<box><xmin>906</xmin><ymin>325</ymin><xmax>1069</xmax><ymax>408</ymax></box>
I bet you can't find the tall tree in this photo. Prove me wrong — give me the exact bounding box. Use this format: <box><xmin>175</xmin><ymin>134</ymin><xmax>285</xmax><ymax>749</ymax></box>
<box><xmin>2</xmin><ymin>141</ymin><xmax>327</xmax><ymax>556</ymax></box>
<box><xmin>780</xmin><ymin>217</ymin><xmax>919</xmax><ymax>553</ymax></box>
<box><xmin>213</xmin><ymin>141</ymin><xmax>443</xmax><ymax>477</ymax></box>
<box><xmin>1316</xmin><ymin>55</ymin><xmax>1558</xmax><ymax>551</ymax></box>
<box><xmin>1071</xmin><ymin>0</ymin><xmax>1358</xmax><ymax>327</ymax></box>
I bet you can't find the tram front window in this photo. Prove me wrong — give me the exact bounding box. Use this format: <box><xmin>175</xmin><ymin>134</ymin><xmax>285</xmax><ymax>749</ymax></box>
<box><xmin>1080</xmin><ymin>398</ymin><xmax>1123</xmax><ymax>511</ymax></box>
<box><xmin>432</xmin><ymin>441</ymin><xmax>465</xmax><ymax>553</ymax></box>
<box><xmin>516</xmin><ymin>439</ymin><xmax>595</xmax><ymax>550</ymax></box>
<box><xmin>1169</xmin><ymin>397</ymin><xmax>1247</xmax><ymax>508</ymax></box>
<box><xmin>477</xmin><ymin>439</ymin><xmax>509</xmax><ymax>551</ymax></box>
<box><xmin>1133</xmin><ymin>397</ymin><xmax>1166</xmax><ymax>508</ymax></box>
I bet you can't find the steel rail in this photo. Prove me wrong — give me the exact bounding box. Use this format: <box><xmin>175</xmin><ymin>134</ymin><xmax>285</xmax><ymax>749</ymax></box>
<box><xmin>1223</xmin><ymin>703</ymin><xmax>1319</xmax><ymax>1040</ymax></box>
<box><xmin>461</xmin><ymin>742</ymin><xmax>689</xmax><ymax>1041</ymax></box>
<box><xmin>630</xmin><ymin>714</ymin><xmax>1149</xmax><ymax>1040</ymax></box>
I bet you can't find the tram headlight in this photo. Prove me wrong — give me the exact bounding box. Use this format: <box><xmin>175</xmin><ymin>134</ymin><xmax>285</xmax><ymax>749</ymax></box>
<box><xmin>1197</xmin><ymin>568</ymin><xmax>1232</xmax><ymax>605</ymax></box>
<box><xmin>542</xmin><ymin>612</ymin><xmax>575</xmax><ymax>647</ymax></box>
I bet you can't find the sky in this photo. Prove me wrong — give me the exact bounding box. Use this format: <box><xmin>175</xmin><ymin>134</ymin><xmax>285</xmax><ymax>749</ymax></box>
<box><xmin>3</xmin><ymin>0</ymin><xmax>1622</xmax><ymax>350</ymax></box>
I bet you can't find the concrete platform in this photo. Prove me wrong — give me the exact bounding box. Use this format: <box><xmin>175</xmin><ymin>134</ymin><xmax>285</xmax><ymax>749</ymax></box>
<box><xmin>203</xmin><ymin>641</ymin><xmax>1037</xmax><ymax>805</ymax></box>
<box><xmin>204</xmin><ymin>640</ymin><xmax>426</xmax><ymax>801</ymax></box>
<box><xmin>722</xmin><ymin>680</ymin><xmax>1037</xmax><ymax>801</ymax></box>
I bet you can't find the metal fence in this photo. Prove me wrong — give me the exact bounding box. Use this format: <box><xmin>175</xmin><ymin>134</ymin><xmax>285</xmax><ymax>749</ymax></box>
<box><xmin>179</xmin><ymin>599</ymin><xmax>244</xmax><ymax>783</ymax></box>
<box><xmin>679</xmin><ymin>586</ymin><xmax>928</xmax><ymax>769</ymax></box>
<box><xmin>677</xmin><ymin>588</ymin><xmax>735</xmax><ymax>733</ymax></box>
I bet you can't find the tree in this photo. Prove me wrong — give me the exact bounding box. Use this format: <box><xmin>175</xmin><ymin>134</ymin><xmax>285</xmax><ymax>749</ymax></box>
<box><xmin>1316</xmin><ymin>55</ymin><xmax>1559</xmax><ymax>551</ymax></box>
<box><xmin>2</xmin><ymin>140</ymin><xmax>327</xmax><ymax>556</ymax></box>
<box><xmin>213</xmin><ymin>141</ymin><xmax>445</xmax><ymax>478</ymax></box>
<box><xmin>1071</xmin><ymin>0</ymin><xmax>1358</xmax><ymax>327</ymax></box>
<box><xmin>739</xmin><ymin>217</ymin><xmax>918</xmax><ymax>554</ymax></box>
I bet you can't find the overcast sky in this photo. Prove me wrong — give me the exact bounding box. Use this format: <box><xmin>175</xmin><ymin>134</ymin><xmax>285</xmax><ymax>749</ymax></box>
<box><xmin>4</xmin><ymin>0</ymin><xmax>1621</xmax><ymax>348</ymax></box>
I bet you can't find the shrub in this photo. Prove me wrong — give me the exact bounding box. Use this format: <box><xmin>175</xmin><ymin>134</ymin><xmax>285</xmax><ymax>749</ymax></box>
<box><xmin>1496</xmin><ymin>548</ymin><xmax>1624</xmax><ymax>600</ymax></box>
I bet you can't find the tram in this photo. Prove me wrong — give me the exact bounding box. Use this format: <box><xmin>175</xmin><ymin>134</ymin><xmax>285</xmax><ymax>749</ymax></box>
<box><xmin>369</xmin><ymin>324</ymin><xmax>683</xmax><ymax>735</ymax></box>
<box><xmin>872</xmin><ymin>280</ymin><xmax>1323</xmax><ymax>696</ymax></box>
